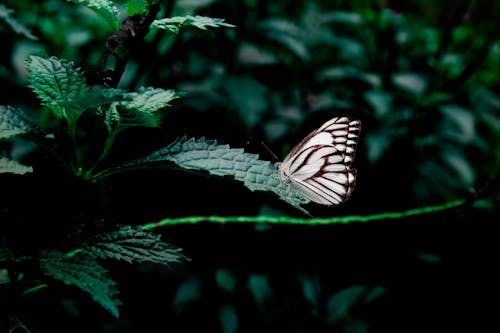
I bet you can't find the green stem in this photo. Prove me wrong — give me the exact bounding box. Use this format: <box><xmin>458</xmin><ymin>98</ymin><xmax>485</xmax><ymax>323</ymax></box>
<box><xmin>22</xmin><ymin>283</ymin><xmax>48</xmax><ymax>296</ymax></box>
<box><xmin>84</xmin><ymin>131</ymin><xmax>117</xmax><ymax>179</ymax></box>
<box><xmin>142</xmin><ymin>198</ymin><xmax>467</xmax><ymax>229</ymax></box>
<box><xmin>66</xmin><ymin>114</ymin><xmax>81</xmax><ymax>174</ymax></box>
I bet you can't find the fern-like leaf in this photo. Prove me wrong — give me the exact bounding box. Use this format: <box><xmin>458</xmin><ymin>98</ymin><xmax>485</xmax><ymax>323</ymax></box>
<box><xmin>0</xmin><ymin>106</ymin><xmax>36</xmax><ymax>140</ymax></box>
<box><xmin>83</xmin><ymin>226</ymin><xmax>188</xmax><ymax>265</ymax></box>
<box><xmin>0</xmin><ymin>156</ymin><xmax>32</xmax><ymax>175</ymax></box>
<box><xmin>26</xmin><ymin>56</ymin><xmax>88</xmax><ymax>121</ymax></box>
<box><xmin>66</xmin><ymin>0</ymin><xmax>120</xmax><ymax>30</ymax></box>
<box><xmin>151</xmin><ymin>15</ymin><xmax>235</xmax><ymax>34</ymax></box>
<box><xmin>126</xmin><ymin>137</ymin><xmax>309</xmax><ymax>211</ymax></box>
<box><xmin>39</xmin><ymin>250</ymin><xmax>121</xmax><ymax>318</ymax></box>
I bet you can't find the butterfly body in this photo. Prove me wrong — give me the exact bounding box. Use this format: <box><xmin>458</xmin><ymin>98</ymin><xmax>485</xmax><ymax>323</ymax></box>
<box><xmin>277</xmin><ymin>117</ymin><xmax>361</xmax><ymax>206</ymax></box>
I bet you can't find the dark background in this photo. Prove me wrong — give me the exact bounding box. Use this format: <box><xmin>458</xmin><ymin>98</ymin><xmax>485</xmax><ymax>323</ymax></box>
<box><xmin>1</xmin><ymin>0</ymin><xmax>499</xmax><ymax>332</ymax></box>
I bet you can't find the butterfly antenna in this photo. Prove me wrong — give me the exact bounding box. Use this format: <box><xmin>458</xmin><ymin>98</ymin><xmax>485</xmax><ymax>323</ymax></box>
<box><xmin>261</xmin><ymin>141</ymin><xmax>280</xmax><ymax>162</ymax></box>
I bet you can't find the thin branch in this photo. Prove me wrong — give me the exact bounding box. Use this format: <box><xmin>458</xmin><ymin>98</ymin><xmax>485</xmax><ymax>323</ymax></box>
<box><xmin>141</xmin><ymin>198</ymin><xmax>467</xmax><ymax>229</ymax></box>
<box><xmin>103</xmin><ymin>4</ymin><xmax>161</xmax><ymax>87</ymax></box>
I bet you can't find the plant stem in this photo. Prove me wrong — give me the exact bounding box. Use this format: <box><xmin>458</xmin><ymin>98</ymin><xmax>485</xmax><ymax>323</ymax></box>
<box><xmin>83</xmin><ymin>131</ymin><xmax>117</xmax><ymax>180</ymax></box>
<box><xmin>142</xmin><ymin>199</ymin><xmax>467</xmax><ymax>229</ymax></box>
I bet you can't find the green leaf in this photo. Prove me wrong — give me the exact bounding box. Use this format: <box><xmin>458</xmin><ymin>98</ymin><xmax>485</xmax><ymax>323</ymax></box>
<box><xmin>299</xmin><ymin>274</ymin><xmax>321</xmax><ymax>308</ymax></box>
<box><xmin>121</xmin><ymin>87</ymin><xmax>179</xmax><ymax>124</ymax></box>
<box><xmin>173</xmin><ymin>277</ymin><xmax>203</xmax><ymax>312</ymax></box>
<box><xmin>0</xmin><ymin>4</ymin><xmax>38</xmax><ymax>40</ymax></box>
<box><xmin>327</xmin><ymin>285</ymin><xmax>366</xmax><ymax>324</ymax></box>
<box><xmin>222</xmin><ymin>77</ymin><xmax>268</xmax><ymax>128</ymax></box>
<box><xmin>323</xmin><ymin>11</ymin><xmax>363</xmax><ymax>26</ymax></box>
<box><xmin>178</xmin><ymin>0</ymin><xmax>217</xmax><ymax>7</ymax></box>
<box><xmin>126</xmin><ymin>137</ymin><xmax>310</xmax><ymax>212</ymax></box>
<box><xmin>259</xmin><ymin>19</ymin><xmax>309</xmax><ymax>61</ymax></box>
<box><xmin>215</xmin><ymin>269</ymin><xmax>236</xmax><ymax>293</ymax></box>
<box><xmin>26</xmin><ymin>56</ymin><xmax>88</xmax><ymax>120</ymax></box>
<box><xmin>318</xmin><ymin>66</ymin><xmax>381</xmax><ymax>88</ymax></box>
<box><xmin>219</xmin><ymin>304</ymin><xmax>238</xmax><ymax>333</ymax></box>
<box><xmin>74</xmin><ymin>88</ymin><xmax>133</xmax><ymax>111</ymax></box>
<box><xmin>392</xmin><ymin>72</ymin><xmax>427</xmax><ymax>95</ymax></box>
<box><xmin>126</xmin><ymin>0</ymin><xmax>148</xmax><ymax>15</ymax></box>
<box><xmin>66</xmin><ymin>0</ymin><xmax>120</xmax><ymax>30</ymax></box>
<box><xmin>440</xmin><ymin>147</ymin><xmax>475</xmax><ymax>186</ymax></box>
<box><xmin>0</xmin><ymin>106</ymin><xmax>36</xmax><ymax>140</ymax></box>
<box><xmin>365</xmin><ymin>130</ymin><xmax>393</xmax><ymax>164</ymax></box>
<box><xmin>83</xmin><ymin>226</ymin><xmax>188</xmax><ymax>266</ymax></box>
<box><xmin>0</xmin><ymin>268</ymin><xmax>9</xmax><ymax>285</ymax></box>
<box><xmin>364</xmin><ymin>90</ymin><xmax>392</xmax><ymax>118</ymax></box>
<box><xmin>39</xmin><ymin>250</ymin><xmax>121</xmax><ymax>318</ymax></box>
<box><xmin>103</xmin><ymin>104</ymin><xmax>121</xmax><ymax>133</ymax></box>
<box><xmin>151</xmin><ymin>15</ymin><xmax>235</xmax><ymax>34</ymax></box>
<box><xmin>0</xmin><ymin>157</ymin><xmax>33</xmax><ymax>175</ymax></box>
<box><xmin>105</xmin><ymin>87</ymin><xmax>180</xmax><ymax>133</ymax></box>
<box><xmin>439</xmin><ymin>105</ymin><xmax>476</xmax><ymax>144</ymax></box>
<box><xmin>247</xmin><ymin>274</ymin><xmax>272</xmax><ymax>304</ymax></box>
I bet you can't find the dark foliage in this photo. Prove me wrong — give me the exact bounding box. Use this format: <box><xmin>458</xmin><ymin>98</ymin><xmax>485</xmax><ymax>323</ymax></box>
<box><xmin>1</xmin><ymin>0</ymin><xmax>499</xmax><ymax>332</ymax></box>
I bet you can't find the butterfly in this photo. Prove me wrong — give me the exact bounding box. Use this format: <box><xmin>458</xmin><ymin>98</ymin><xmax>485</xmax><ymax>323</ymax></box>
<box><xmin>277</xmin><ymin>117</ymin><xmax>361</xmax><ymax>206</ymax></box>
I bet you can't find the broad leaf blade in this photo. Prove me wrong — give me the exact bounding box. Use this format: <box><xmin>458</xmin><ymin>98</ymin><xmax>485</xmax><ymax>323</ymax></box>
<box><xmin>66</xmin><ymin>0</ymin><xmax>120</xmax><ymax>30</ymax></box>
<box><xmin>0</xmin><ymin>157</ymin><xmax>33</xmax><ymax>175</ymax></box>
<box><xmin>40</xmin><ymin>250</ymin><xmax>121</xmax><ymax>318</ymax></box>
<box><xmin>26</xmin><ymin>56</ymin><xmax>88</xmax><ymax>120</ymax></box>
<box><xmin>0</xmin><ymin>106</ymin><xmax>36</xmax><ymax>140</ymax></box>
<box><xmin>127</xmin><ymin>137</ymin><xmax>309</xmax><ymax>211</ymax></box>
<box><xmin>83</xmin><ymin>226</ymin><xmax>188</xmax><ymax>265</ymax></box>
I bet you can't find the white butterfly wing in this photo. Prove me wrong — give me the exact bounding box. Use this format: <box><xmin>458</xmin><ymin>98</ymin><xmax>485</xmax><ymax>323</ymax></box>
<box><xmin>279</xmin><ymin>117</ymin><xmax>361</xmax><ymax>205</ymax></box>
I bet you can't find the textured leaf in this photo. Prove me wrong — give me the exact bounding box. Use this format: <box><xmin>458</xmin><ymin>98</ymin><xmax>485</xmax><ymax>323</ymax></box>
<box><xmin>151</xmin><ymin>15</ymin><xmax>235</xmax><ymax>34</ymax></box>
<box><xmin>0</xmin><ymin>4</ymin><xmax>38</xmax><ymax>40</ymax></box>
<box><xmin>0</xmin><ymin>106</ymin><xmax>36</xmax><ymax>140</ymax></box>
<box><xmin>66</xmin><ymin>0</ymin><xmax>120</xmax><ymax>30</ymax></box>
<box><xmin>83</xmin><ymin>226</ymin><xmax>187</xmax><ymax>265</ymax></box>
<box><xmin>74</xmin><ymin>88</ymin><xmax>133</xmax><ymax>111</ymax></box>
<box><xmin>104</xmin><ymin>88</ymin><xmax>180</xmax><ymax>133</ymax></box>
<box><xmin>127</xmin><ymin>137</ymin><xmax>309</xmax><ymax>211</ymax></box>
<box><xmin>104</xmin><ymin>104</ymin><xmax>121</xmax><ymax>133</ymax></box>
<box><xmin>26</xmin><ymin>56</ymin><xmax>88</xmax><ymax>120</ymax></box>
<box><xmin>39</xmin><ymin>250</ymin><xmax>121</xmax><ymax>318</ymax></box>
<box><xmin>0</xmin><ymin>157</ymin><xmax>33</xmax><ymax>175</ymax></box>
